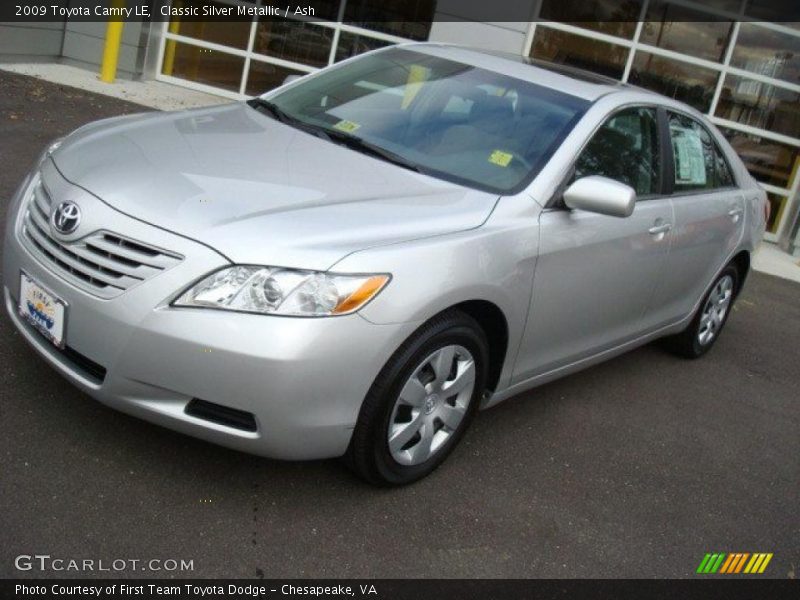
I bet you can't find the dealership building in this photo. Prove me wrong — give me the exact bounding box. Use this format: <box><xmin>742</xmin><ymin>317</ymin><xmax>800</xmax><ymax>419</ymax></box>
<box><xmin>2</xmin><ymin>0</ymin><xmax>799</xmax><ymax>254</ymax></box>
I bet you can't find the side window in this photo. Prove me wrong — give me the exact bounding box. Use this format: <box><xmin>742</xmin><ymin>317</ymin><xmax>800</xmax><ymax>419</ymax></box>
<box><xmin>574</xmin><ymin>107</ymin><xmax>661</xmax><ymax>196</ymax></box>
<box><xmin>668</xmin><ymin>112</ymin><xmax>734</xmax><ymax>192</ymax></box>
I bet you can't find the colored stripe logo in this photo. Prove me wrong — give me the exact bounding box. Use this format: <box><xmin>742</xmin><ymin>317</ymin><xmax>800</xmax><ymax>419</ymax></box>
<box><xmin>696</xmin><ymin>552</ymin><xmax>773</xmax><ymax>574</ymax></box>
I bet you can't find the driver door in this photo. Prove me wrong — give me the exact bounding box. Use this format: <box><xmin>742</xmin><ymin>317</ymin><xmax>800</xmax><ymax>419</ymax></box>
<box><xmin>513</xmin><ymin>106</ymin><xmax>674</xmax><ymax>383</ymax></box>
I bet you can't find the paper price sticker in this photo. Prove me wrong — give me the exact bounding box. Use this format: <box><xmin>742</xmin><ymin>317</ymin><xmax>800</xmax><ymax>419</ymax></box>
<box><xmin>672</xmin><ymin>127</ymin><xmax>707</xmax><ymax>186</ymax></box>
<box><xmin>333</xmin><ymin>120</ymin><xmax>361</xmax><ymax>133</ymax></box>
<box><xmin>488</xmin><ymin>150</ymin><xmax>513</xmax><ymax>167</ymax></box>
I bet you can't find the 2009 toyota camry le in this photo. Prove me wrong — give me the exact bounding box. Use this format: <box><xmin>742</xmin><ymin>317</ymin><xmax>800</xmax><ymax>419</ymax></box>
<box><xmin>3</xmin><ymin>44</ymin><xmax>767</xmax><ymax>485</ymax></box>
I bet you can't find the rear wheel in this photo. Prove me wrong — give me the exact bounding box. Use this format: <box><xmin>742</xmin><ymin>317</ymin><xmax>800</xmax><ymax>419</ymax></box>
<box><xmin>664</xmin><ymin>265</ymin><xmax>738</xmax><ymax>359</ymax></box>
<box><xmin>347</xmin><ymin>310</ymin><xmax>488</xmax><ymax>486</ymax></box>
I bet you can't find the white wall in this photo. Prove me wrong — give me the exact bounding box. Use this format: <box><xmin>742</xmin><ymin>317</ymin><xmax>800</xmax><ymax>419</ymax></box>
<box><xmin>60</xmin><ymin>21</ymin><xmax>146</xmax><ymax>79</ymax></box>
<box><xmin>428</xmin><ymin>21</ymin><xmax>531</xmax><ymax>54</ymax></box>
<box><xmin>0</xmin><ymin>22</ymin><xmax>66</xmax><ymax>59</ymax></box>
<box><xmin>428</xmin><ymin>0</ymin><xmax>538</xmax><ymax>54</ymax></box>
<box><xmin>0</xmin><ymin>18</ymin><xmax>148</xmax><ymax>80</ymax></box>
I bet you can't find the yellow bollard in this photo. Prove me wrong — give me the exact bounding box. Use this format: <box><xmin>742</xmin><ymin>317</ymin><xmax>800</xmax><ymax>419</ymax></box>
<box><xmin>99</xmin><ymin>0</ymin><xmax>126</xmax><ymax>83</ymax></box>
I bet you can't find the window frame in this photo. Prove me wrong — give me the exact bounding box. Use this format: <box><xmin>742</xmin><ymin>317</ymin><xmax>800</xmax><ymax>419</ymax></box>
<box><xmin>662</xmin><ymin>108</ymin><xmax>740</xmax><ymax>198</ymax></box>
<box><xmin>546</xmin><ymin>103</ymin><xmax>670</xmax><ymax>209</ymax></box>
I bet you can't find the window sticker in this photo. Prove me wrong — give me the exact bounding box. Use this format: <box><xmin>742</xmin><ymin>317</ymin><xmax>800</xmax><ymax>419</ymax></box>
<box><xmin>488</xmin><ymin>150</ymin><xmax>514</xmax><ymax>167</ymax></box>
<box><xmin>672</xmin><ymin>126</ymin><xmax>706</xmax><ymax>185</ymax></box>
<box><xmin>333</xmin><ymin>120</ymin><xmax>361</xmax><ymax>133</ymax></box>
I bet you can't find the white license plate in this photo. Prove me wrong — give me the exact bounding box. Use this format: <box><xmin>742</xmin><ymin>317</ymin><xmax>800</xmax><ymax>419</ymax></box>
<box><xmin>18</xmin><ymin>272</ymin><xmax>67</xmax><ymax>349</ymax></box>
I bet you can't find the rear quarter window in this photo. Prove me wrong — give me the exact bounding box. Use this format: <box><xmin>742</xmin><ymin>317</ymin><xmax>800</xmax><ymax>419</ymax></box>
<box><xmin>668</xmin><ymin>112</ymin><xmax>736</xmax><ymax>192</ymax></box>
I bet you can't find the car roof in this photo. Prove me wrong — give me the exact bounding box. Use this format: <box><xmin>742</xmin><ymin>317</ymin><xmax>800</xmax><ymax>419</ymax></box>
<box><xmin>400</xmin><ymin>43</ymin><xmax>652</xmax><ymax>103</ymax></box>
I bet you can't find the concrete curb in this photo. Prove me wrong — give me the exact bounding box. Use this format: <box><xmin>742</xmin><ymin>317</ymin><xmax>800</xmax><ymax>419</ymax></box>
<box><xmin>0</xmin><ymin>62</ymin><xmax>230</xmax><ymax>111</ymax></box>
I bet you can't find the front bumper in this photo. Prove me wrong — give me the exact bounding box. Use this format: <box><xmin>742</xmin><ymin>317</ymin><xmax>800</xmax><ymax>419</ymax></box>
<box><xmin>3</xmin><ymin>164</ymin><xmax>417</xmax><ymax>460</ymax></box>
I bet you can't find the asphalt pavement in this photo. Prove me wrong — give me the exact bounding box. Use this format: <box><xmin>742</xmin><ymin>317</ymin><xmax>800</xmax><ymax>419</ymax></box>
<box><xmin>1</xmin><ymin>71</ymin><xmax>798</xmax><ymax>579</ymax></box>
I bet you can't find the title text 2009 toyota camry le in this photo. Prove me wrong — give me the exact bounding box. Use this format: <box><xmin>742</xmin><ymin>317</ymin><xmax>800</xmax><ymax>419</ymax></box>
<box><xmin>3</xmin><ymin>44</ymin><xmax>767</xmax><ymax>484</ymax></box>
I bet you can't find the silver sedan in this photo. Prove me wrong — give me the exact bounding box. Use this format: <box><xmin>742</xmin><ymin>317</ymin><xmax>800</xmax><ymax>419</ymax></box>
<box><xmin>3</xmin><ymin>44</ymin><xmax>767</xmax><ymax>484</ymax></box>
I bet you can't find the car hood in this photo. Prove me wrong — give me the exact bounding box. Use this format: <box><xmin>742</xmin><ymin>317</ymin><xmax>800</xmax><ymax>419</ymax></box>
<box><xmin>52</xmin><ymin>103</ymin><xmax>499</xmax><ymax>270</ymax></box>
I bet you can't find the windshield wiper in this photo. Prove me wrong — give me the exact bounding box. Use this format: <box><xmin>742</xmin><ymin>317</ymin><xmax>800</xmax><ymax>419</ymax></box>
<box><xmin>250</xmin><ymin>99</ymin><xmax>344</xmax><ymax>146</ymax></box>
<box><xmin>248</xmin><ymin>98</ymin><xmax>330</xmax><ymax>138</ymax></box>
<box><xmin>321</xmin><ymin>128</ymin><xmax>425</xmax><ymax>174</ymax></box>
<box><xmin>248</xmin><ymin>98</ymin><xmax>294</xmax><ymax>123</ymax></box>
<box><xmin>249</xmin><ymin>99</ymin><xmax>424</xmax><ymax>174</ymax></box>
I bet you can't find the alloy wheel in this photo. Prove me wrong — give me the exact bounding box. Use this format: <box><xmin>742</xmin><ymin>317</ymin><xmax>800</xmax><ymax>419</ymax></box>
<box><xmin>387</xmin><ymin>344</ymin><xmax>476</xmax><ymax>466</ymax></box>
<box><xmin>697</xmin><ymin>274</ymin><xmax>734</xmax><ymax>346</ymax></box>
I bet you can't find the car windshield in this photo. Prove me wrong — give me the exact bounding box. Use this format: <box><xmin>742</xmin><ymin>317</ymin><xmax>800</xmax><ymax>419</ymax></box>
<box><xmin>262</xmin><ymin>48</ymin><xmax>590</xmax><ymax>194</ymax></box>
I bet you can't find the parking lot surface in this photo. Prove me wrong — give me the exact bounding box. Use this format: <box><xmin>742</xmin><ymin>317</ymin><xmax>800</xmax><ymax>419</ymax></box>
<box><xmin>1</xmin><ymin>71</ymin><xmax>798</xmax><ymax>578</ymax></box>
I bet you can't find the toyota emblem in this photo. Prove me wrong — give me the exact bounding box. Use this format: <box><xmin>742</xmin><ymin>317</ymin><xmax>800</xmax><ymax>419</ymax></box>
<box><xmin>51</xmin><ymin>201</ymin><xmax>81</xmax><ymax>235</ymax></box>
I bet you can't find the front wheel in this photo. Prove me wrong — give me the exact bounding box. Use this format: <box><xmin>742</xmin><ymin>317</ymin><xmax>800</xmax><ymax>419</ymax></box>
<box><xmin>664</xmin><ymin>265</ymin><xmax>739</xmax><ymax>359</ymax></box>
<box><xmin>347</xmin><ymin>310</ymin><xmax>488</xmax><ymax>486</ymax></box>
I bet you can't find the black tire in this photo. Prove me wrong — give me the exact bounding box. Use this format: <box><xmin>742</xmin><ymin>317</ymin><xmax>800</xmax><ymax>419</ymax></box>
<box><xmin>346</xmin><ymin>310</ymin><xmax>489</xmax><ymax>486</ymax></box>
<box><xmin>663</xmin><ymin>264</ymin><xmax>739</xmax><ymax>359</ymax></box>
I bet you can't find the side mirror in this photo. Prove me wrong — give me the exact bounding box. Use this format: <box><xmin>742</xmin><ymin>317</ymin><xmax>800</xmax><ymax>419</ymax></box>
<box><xmin>563</xmin><ymin>175</ymin><xmax>636</xmax><ymax>218</ymax></box>
<box><xmin>282</xmin><ymin>74</ymin><xmax>301</xmax><ymax>86</ymax></box>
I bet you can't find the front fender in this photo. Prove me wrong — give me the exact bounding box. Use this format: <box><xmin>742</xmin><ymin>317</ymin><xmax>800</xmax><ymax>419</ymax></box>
<box><xmin>330</xmin><ymin>195</ymin><xmax>540</xmax><ymax>391</ymax></box>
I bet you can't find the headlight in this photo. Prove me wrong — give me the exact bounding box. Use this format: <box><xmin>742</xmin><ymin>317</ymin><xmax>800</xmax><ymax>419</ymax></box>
<box><xmin>173</xmin><ymin>266</ymin><xmax>390</xmax><ymax>317</ymax></box>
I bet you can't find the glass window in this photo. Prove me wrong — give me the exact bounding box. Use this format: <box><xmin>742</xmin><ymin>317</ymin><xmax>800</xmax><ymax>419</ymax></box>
<box><xmin>343</xmin><ymin>0</ymin><xmax>435</xmax><ymax>41</ymax></box>
<box><xmin>254</xmin><ymin>21</ymin><xmax>334</xmax><ymax>69</ymax></box>
<box><xmin>267</xmin><ymin>48</ymin><xmax>589</xmax><ymax>194</ymax></box>
<box><xmin>530</xmin><ymin>27</ymin><xmax>629</xmax><ymax>79</ymax></box>
<box><xmin>765</xmin><ymin>192</ymin><xmax>789</xmax><ymax>234</ymax></box>
<box><xmin>166</xmin><ymin>2</ymin><xmax>250</xmax><ymax>49</ymax></box>
<box><xmin>245</xmin><ymin>59</ymin><xmax>305</xmax><ymax>96</ymax></box>
<box><xmin>745</xmin><ymin>2</ymin><xmax>800</xmax><ymax>23</ymax></box>
<box><xmin>574</xmin><ymin>107</ymin><xmax>661</xmax><ymax>196</ymax></box>
<box><xmin>163</xmin><ymin>42</ymin><xmax>244</xmax><ymax>92</ymax></box>
<box><xmin>335</xmin><ymin>32</ymin><xmax>392</xmax><ymax>62</ymax></box>
<box><xmin>640</xmin><ymin>3</ymin><xmax>734</xmax><ymax>62</ymax></box>
<box><xmin>668</xmin><ymin>112</ymin><xmax>731</xmax><ymax>192</ymax></box>
<box><xmin>715</xmin><ymin>74</ymin><xmax>800</xmax><ymax>139</ymax></box>
<box><xmin>628</xmin><ymin>52</ymin><xmax>720</xmax><ymax>112</ymax></box>
<box><xmin>537</xmin><ymin>0</ymin><xmax>642</xmax><ymax>39</ymax></box>
<box><xmin>696</xmin><ymin>0</ymin><xmax>742</xmax><ymax>12</ymax></box>
<box><xmin>296</xmin><ymin>0</ymin><xmax>340</xmax><ymax>20</ymax></box>
<box><xmin>730</xmin><ymin>23</ymin><xmax>800</xmax><ymax>84</ymax></box>
<box><xmin>720</xmin><ymin>127</ymin><xmax>800</xmax><ymax>189</ymax></box>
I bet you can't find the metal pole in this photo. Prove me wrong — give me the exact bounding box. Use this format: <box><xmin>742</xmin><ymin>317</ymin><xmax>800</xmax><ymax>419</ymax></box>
<box><xmin>100</xmin><ymin>0</ymin><xmax>126</xmax><ymax>83</ymax></box>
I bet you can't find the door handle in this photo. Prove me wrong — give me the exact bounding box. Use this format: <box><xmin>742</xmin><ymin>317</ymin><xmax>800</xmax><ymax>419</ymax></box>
<box><xmin>648</xmin><ymin>223</ymin><xmax>672</xmax><ymax>235</ymax></box>
<box><xmin>728</xmin><ymin>208</ymin><xmax>744</xmax><ymax>221</ymax></box>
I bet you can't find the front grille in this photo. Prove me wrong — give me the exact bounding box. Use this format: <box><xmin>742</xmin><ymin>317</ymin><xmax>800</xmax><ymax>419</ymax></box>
<box><xmin>20</xmin><ymin>180</ymin><xmax>182</xmax><ymax>299</ymax></box>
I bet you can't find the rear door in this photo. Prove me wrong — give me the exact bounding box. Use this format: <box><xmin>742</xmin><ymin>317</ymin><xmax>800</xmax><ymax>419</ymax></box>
<box><xmin>645</xmin><ymin>111</ymin><xmax>745</xmax><ymax>328</ymax></box>
<box><xmin>513</xmin><ymin>106</ymin><xmax>674</xmax><ymax>383</ymax></box>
